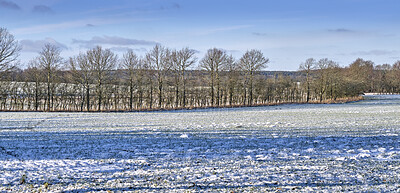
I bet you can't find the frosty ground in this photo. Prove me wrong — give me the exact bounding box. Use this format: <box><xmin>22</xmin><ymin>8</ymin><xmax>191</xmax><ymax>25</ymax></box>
<box><xmin>1</xmin><ymin>95</ymin><xmax>400</xmax><ymax>192</ymax></box>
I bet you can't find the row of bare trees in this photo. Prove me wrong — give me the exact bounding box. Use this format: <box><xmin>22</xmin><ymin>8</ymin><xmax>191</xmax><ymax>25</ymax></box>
<box><xmin>0</xmin><ymin>27</ymin><xmax>399</xmax><ymax>111</ymax></box>
<box><xmin>299</xmin><ymin>57</ymin><xmax>400</xmax><ymax>101</ymax></box>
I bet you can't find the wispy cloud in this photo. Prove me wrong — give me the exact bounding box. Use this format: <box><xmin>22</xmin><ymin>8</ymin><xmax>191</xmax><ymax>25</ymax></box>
<box><xmin>20</xmin><ymin>38</ymin><xmax>68</xmax><ymax>53</ymax></box>
<box><xmin>351</xmin><ymin>50</ymin><xmax>397</xmax><ymax>56</ymax></box>
<box><xmin>110</xmin><ymin>47</ymin><xmax>148</xmax><ymax>53</ymax></box>
<box><xmin>159</xmin><ymin>2</ymin><xmax>181</xmax><ymax>11</ymax></box>
<box><xmin>12</xmin><ymin>17</ymin><xmax>156</xmax><ymax>35</ymax></box>
<box><xmin>0</xmin><ymin>0</ymin><xmax>21</xmax><ymax>10</ymax></box>
<box><xmin>218</xmin><ymin>48</ymin><xmax>241</xmax><ymax>54</ymax></box>
<box><xmin>32</xmin><ymin>5</ymin><xmax>54</xmax><ymax>14</ymax></box>
<box><xmin>328</xmin><ymin>28</ymin><xmax>354</xmax><ymax>33</ymax></box>
<box><xmin>72</xmin><ymin>36</ymin><xmax>157</xmax><ymax>48</ymax></box>
<box><xmin>75</xmin><ymin>2</ymin><xmax>180</xmax><ymax>17</ymax></box>
<box><xmin>12</xmin><ymin>20</ymin><xmax>92</xmax><ymax>35</ymax></box>
<box><xmin>172</xmin><ymin>3</ymin><xmax>181</xmax><ymax>9</ymax></box>
<box><xmin>196</xmin><ymin>25</ymin><xmax>252</xmax><ymax>36</ymax></box>
<box><xmin>253</xmin><ymin>32</ymin><xmax>268</xmax><ymax>36</ymax></box>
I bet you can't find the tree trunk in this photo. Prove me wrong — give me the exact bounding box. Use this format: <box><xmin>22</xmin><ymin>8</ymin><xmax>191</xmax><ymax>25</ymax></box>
<box><xmin>249</xmin><ymin>72</ymin><xmax>253</xmax><ymax>105</ymax></box>
<box><xmin>35</xmin><ymin>82</ymin><xmax>39</xmax><ymax>111</ymax></box>
<box><xmin>216</xmin><ymin>72</ymin><xmax>220</xmax><ymax>106</ymax></box>
<box><xmin>47</xmin><ymin>80</ymin><xmax>51</xmax><ymax>111</ymax></box>
<box><xmin>229</xmin><ymin>84</ymin><xmax>233</xmax><ymax>106</ymax></box>
<box><xmin>129</xmin><ymin>79</ymin><xmax>133</xmax><ymax>111</ymax></box>
<box><xmin>210</xmin><ymin>71</ymin><xmax>214</xmax><ymax>106</ymax></box>
<box><xmin>306</xmin><ymin>70</ymin><xmax>310</xmax><ymax>103</ymax></box>
<box><xmin>243</xmin><ymin>87</ymin><xmax>247</xmax><ymax>106</ymax></box>
<box><xmin>98</xmin><ymin>81</ymin><xmax>102</xmax><ymax>112</ymax></box>
<box><xmin>182</xmin><ymin>69</ymin><xmax>186</xmax><ymax>107</ymax></box>
<box><xmin>175</xmin><ymin>76</ymin><xmax>179</xmax><ymax>108</ymax></box>
<box><xmin>158</xmin><ymin>78</ymin><xmax>163</xmax><ymax>108</ymax></box>
<box><xmin>86</xmin><ymin>84</ymin><xmax>90</xmax><ymax>111</ymax></box>
<box><xmin>149</xmin><ymin>79</ymin><xmax>153</xmax><ymax>109</ymax></box>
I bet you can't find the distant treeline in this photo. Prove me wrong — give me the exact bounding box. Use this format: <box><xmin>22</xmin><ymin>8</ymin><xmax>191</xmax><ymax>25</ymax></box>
<box><xmin>0</xmin><ymin>27</ymin><xmax>398</xmax><ymax>111</ymax></box>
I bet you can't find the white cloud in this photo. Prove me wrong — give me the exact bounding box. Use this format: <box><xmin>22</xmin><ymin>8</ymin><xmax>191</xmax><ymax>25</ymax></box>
<box><xmin>12</xmin><ymin>20</ymin><xmax>91</xmax><ymax>35</ymax></box>
<box><xmin>195</xmin><ymin>25</ymin><xmax>253</xmax><ymax>36</ymax></box>
<box><xmin>351</xmin><ymin>50</ymin><xmax>398</xmax><ymax>56</ymax></box>
<box><xmin>11</xmin><ymin>17</ymin><xmax>156</xmax><ymax>35</ymax></box>
<box><xmin>72</xmin><ymin>36</ymin><xmax>157</xmax><ymax>48</ymax></box>
<box><xmin>110</xmin><ymin>47</ymin><xmax>147</xmax><ymax>53</ymax></box>
<box><xmin>20</xmin><ymin>38</ymin><xmax>68</xmax><ymax>52</ymax></box>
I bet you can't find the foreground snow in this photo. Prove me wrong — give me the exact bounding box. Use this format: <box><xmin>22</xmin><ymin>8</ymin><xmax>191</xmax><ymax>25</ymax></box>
<box><xmin>1</xmin><ymin>95</ymin><xmax>400</xmax><ymax>192</ymax></box>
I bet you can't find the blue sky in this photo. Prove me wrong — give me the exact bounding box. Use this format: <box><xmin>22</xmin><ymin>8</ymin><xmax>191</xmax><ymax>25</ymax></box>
<box><xmin>1</xmin><ymin>0</ymin><xmax>400</xmax><ymax>70</ymax></box>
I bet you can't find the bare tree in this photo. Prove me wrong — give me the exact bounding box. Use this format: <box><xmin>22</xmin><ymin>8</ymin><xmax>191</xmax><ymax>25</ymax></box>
<box><xmin>87</xmin><ymin>46</ymin><xmax>117</xmax><ymax>111</ymax></box>
<box><xmin>315</xmin><ymin>58</ymin><xmax>337</xmax><ymax>102</ymax></box>
<box><xmin>326</xmin><ymin>61</ymin><xmax>341</xmax><ymax>100</ymax></box>
<box><xmin>373</xmin><ymin>64</ymin><xmax>391</xmax><ymax>93</ymax></box>
<box><xmin>171</xmin><ymin>47</ymin><xmax>197</xmax><ymax>107</ymax></box>
<box><xmin>239</xmin><ymin>49</ymin><xmax>269</xmax><ymax>105</ymax></box>
<box><xmin>0</xmin><ymin>28</ymin><xmax>20</xmax><ymax>109</ymax></box>
<box><xmin>146</xmin><ymin>45</ymin><xmax>171</xmax><ymax>108</ymax></box>
<box><xmin>26</xmin><ymin>63</ymin><xmax>44</xmax><ymax>111</ymax></box>
<box><xmin>224</xmin><ymin>55</ymin><xmax>239</xmax><ymax>106</ymax></box>
<box><xmin>0</xmin><ymin>28</ymin><xmax>21</xmax><ymax>73</ymax></box>
<box><xmin>135</xmin><ymin>58</ymin><xmax>146</xmax><ymax>109</ymax></box>
<box><xmin>170</xmin><ymin>50</ymin><xmax>181</xmax><ymax>107</ymax></box>
<box><xmin>32</xmin><ymin>44</ymin><xmax>63</xmax><ymax>111</ymax></box>
<box><xmin>69</xmin><ymin>53</ymin><xmax>92</xmax><ymax>111</ymax></box>
<box><xmin>142</xmin><ymin>59</ymin><xmax>155</xmax><ymax>109</ymax></box>
<box><xmin>199</xmin><ymin>48</ymin><xmax>228</xmax><ymax>106</ymax></box>
<box><xmin>178</xmin><ymin>48</ymin><xmax>196</xmax><ymax>107</ymax></box>
<box><xmin>348</xmin><ymin>58</ymin><xmax>374</xmax><ymax>93</ymax></box>
<box><xmin>388</xmin><ymin>61</ymin><xmax>400</xmax><ymax>93</ymax></box>
<box><xmin>121</xmin><ymin>49</ymin><xmax>141</xmax><ymax>111</ymax></box>
<box><xmin>299</xmin><ymin>58</ymin><xmax>316</xmax><ymax>103</ymax></box>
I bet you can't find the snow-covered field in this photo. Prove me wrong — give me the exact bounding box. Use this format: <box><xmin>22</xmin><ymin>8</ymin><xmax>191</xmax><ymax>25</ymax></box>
<box><xmin>1</xmin><ymin>95</ymin><xmax>400</xmax><ymax>192</ymax></box>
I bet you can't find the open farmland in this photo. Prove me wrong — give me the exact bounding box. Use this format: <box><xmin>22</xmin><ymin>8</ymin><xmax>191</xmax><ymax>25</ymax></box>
<box><xmin>1</xmin><ymin>95</ymin><xmax>400</xmax><ymax>192</ymax></box>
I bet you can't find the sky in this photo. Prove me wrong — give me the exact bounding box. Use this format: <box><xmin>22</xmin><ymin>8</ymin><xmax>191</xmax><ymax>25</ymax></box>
<box><xmin>1</xmin><ymin>0</ymin><xmax>400</xmax><ymax>71</ymax></box>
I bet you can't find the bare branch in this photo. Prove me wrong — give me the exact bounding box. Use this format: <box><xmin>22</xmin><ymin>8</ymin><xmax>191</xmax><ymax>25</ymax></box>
<box><xmin>0</xmin><ymin>27</ymin><xmax>21</xmax><ymax>72</ymax></box>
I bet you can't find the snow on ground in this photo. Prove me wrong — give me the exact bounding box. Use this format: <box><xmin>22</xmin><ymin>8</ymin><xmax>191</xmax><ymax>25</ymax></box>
<box><xmin>1</xmin><ymin>95</ymin><xmax>400</xmax><ymax>192</ymax></box>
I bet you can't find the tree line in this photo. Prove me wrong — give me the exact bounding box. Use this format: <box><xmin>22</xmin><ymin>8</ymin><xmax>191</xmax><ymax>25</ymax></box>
<box><xmin>0</xmin><ymin>27</ymin><xmax>399</xmax><ymax>111</ymax></box>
